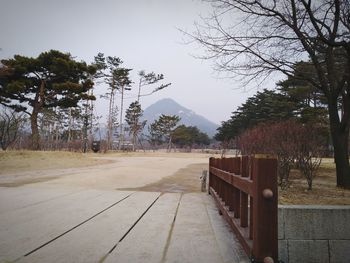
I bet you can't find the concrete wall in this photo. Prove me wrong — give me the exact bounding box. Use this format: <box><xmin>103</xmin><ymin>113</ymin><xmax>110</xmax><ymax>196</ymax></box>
<box><xmin>278</xmin><ymin>205</ymin><xmax>350</xmax><ymax>263</ymax></box>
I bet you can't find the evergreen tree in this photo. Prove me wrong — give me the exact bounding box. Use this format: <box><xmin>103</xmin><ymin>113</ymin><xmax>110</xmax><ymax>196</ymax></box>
<box><xmin>215</xmin><ymin>89</ymin><xmax>299</xmax><ymax>142</ymax></box>
<box><xmin>277</xmin><ymin>61</ymin><xmax>329</xmax><ymax>125</ymax></box>
<box><xmin>148</xmin><ymin>114</ymin><xmax>180</xmax><ymax>151</ymax></box>
<box><xmin>0</xmin><ymin>50</ymin><xmax>96</xmax><ymax>150</ymax></box>
<box><xmin>125</xmin><ymin>101</ymin><xmax>146</xmax><ymax>151</ymax></box>
<box><xmin>137</xmin><ymin>71</ymin><xmax>171</xmax><ymax>102</ymax></box>
<box><xmin>95</xmin><ymin>54</ymin><xmax>132</xmax><ymax>150</ymax></box>
<box><xmin>147</xmin><ymin>122</ymin><xmax>163</xmax><ymax>150</ymax></box>
<box><xmin>172</xmin><ymin>125</ymin><xmax>210</xmax><ymax>148</ymax></box>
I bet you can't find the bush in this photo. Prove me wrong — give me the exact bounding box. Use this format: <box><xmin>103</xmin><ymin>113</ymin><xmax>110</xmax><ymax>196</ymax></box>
<box><xmin>238</xmin><ymin>120</ymin><xmax>326</xmax><ymax>189</ymax></box>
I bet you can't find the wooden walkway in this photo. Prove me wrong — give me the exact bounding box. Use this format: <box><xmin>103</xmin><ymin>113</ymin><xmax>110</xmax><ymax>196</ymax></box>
<box><xmin>0</xmin><ymin>186</ymin><xmax>249</xmax><ymax>263</ymax></box>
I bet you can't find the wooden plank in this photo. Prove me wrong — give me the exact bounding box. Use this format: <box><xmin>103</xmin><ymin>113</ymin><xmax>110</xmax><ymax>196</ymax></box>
<box><xmin>232</xmin><ymin>176</ymin><xmax>254</xmax><ymax>196</ymax></box>
<box><xmin>104</xmin><ymin>193</ymin><xmax>181</xmax><ymax>263</ymax></box>
<box><xmin>210</xmin><ymin>167</ymin><xmax>254</xmax><ymax>196</ymax></box>
<box><xmin>209</xmin><ymin>167</ymin><xmax>230</xmax><ymax>184</ymax></box>
<box><xmin>163</xmin><ymin>193</ymin><xmax>224</xmax><ymax>263</ymax></box>
<box><xmin>0</xmin><ymin>189</ymin><xmax>132</xmax><ymax>262</ymax></box>
<box><xmin>18</xmin><ymin>191</ymin><xmax>160</xmax><ymax>263</ymax></box>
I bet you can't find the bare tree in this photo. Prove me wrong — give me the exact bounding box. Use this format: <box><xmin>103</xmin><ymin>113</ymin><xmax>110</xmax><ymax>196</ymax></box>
<box><xmin>0</xmin><ymin>107</ymin><xmax>25</xmax><ymax>150</ymax></box>
<box><xmin>295</xmin><ymin>123</ymin><xmax>324</xmax><ymax>190</ymax></box>
<box><xmin>189</xmin><ymin>0</ymin><xmax>350</xmax><ymax>188</ymax></box>
<box><xmin>238</xmin><ymin>120</ymin><xmax>325</xmax><ymax>190</ymax></box>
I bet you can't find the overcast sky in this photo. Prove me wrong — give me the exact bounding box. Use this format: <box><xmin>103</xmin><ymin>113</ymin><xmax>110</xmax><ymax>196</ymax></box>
<box><xmin>0</xmin><ymin>0</ymin><xmax>280</xmax><ymax>124</ymax></box>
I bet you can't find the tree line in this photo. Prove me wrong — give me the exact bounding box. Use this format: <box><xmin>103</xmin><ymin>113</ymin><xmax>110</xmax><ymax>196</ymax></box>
<box><xmin>0</xmin><ymin>50</ymin><xmax>210</xmax><ymax>152</ymax></box>
<box><xmin>215</xmin><ymin>63</ymin><xmax>330</xmax><ymax>190</ymax></box>
<box><xmin>189</xmin><ymin>0</ymin><xmax>350</xmax><ymax>189</ymax></box>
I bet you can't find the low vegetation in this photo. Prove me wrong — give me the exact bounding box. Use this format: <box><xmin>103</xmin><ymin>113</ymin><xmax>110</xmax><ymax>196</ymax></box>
<box><xmin>0</xmin><ymin>150</ymin><xmax>112</xmax><ymax>175</ymax></box>
<box><xmin>239</xmin><ymin>120</ymin><xmax>325</xmax><ymax>190</ymax></box>
<box><xmin>279</xmin><ymin>159</ymin><xmax>350</xmax><ymax>205</ymax></box>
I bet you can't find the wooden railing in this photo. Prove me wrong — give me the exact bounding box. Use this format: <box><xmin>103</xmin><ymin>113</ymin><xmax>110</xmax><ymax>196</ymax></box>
<box><xmin>209</xmin><ymin>155</ymin><xmax>278</xmax><ymax>263</ymax></box>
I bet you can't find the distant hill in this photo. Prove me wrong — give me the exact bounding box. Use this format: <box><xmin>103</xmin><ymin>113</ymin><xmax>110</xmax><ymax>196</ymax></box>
<box><xmin>142</xmin><ymin>98</ymin><xmax>219</xmax><ymax>137</ymax></box>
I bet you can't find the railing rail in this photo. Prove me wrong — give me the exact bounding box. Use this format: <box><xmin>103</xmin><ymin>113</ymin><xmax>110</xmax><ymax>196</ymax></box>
<box><xmin>209</xmin><ymin>155</ymin><xmax>278</xmax><ymax>263</ymax></box>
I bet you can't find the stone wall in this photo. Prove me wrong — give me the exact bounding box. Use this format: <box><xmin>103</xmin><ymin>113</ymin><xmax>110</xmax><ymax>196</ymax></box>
<box><xmin>278</xmin><ymin>205</ymin><xmax>350</xmax><ymax>263</ymax></box>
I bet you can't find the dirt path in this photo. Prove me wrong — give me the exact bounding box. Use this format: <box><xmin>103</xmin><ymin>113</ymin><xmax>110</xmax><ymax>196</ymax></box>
<box><xmin>119</xmin><ymin>163</ymin><xmax>208</xmax><ymax>193</ymax></box>
<box><xmin>0</xmin><ymin>153</ymin><xmax>210</xmax><ymax>191</ymax></box>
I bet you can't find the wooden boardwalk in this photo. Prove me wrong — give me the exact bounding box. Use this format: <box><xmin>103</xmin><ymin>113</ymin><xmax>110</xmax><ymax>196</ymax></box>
<box><xmin>0</xmin><ymin>186</ymin><xmax>249</xmax><ymax>263</ymax></box>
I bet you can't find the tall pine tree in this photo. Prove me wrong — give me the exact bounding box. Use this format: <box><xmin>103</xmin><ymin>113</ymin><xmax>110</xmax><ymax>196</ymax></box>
<box><xmin>0</xmin><ymin>50</ymin><xmax>96</xmax><ymax>150</ymax></box>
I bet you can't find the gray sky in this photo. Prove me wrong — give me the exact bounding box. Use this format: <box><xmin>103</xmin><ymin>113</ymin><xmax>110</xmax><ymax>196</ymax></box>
<box><xmin>0</xmin><ymin>0</ymin><xmax>273</xmax><ymax>125</ymax></box>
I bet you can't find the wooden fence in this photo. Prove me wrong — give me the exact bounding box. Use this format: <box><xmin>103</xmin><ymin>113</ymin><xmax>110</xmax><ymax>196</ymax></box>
<box><xmin>209</xmin><ymin>155</ymin><xmax>278</xmax><ymax>263</ymax></box>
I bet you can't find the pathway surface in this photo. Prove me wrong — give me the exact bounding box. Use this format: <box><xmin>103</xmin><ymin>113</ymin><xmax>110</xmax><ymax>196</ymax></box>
<box><xmin>0</xmin><ymin>156</ymin><xmax>249</xmax><ymax>263</ymax></box>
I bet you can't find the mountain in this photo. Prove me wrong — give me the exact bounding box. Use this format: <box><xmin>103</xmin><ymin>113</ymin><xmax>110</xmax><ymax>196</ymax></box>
<box><xmin>142</xmin><ymin>98</ymin><xmax>219</xmax><ymax>137</ymax></box>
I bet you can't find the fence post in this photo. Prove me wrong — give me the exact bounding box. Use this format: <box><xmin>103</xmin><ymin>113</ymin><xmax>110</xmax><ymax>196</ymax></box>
<box><xmin>224</xmin><ymin>158</ymin><xmax>234</xmax><ymax>211</ymax></box>
<box><xmin>240</xmin><ymin>156</ymin><xmax>249</xmax><ymax>227</ymax></box>
<box><xmin>208</xmin><ymin>157</ymin><xmax>214</xmax><ymax>195</ymax></box>
<box><xmin>252</xmin><ymin>156</ymin><xmax>278</xmax><ymax>262</ymax></box>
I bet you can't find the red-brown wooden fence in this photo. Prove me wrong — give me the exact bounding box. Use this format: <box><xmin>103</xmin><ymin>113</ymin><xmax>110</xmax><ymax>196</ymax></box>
<box><xmin>209</xmin><ymin>155</ymin><xmax>278</xmax><ymax>263</ymax></box>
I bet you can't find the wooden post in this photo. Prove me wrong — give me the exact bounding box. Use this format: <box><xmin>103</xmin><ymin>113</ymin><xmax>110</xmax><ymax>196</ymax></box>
<box><xmin>252</xmin><ymin>156</ymin><xmax>278</xmax><ymax>262</ymax></box>
<box><xmin>220</xmin><ymin>159</ymin><xmax>228</xmax><ymax>206</ymax></box>
<box><xmin>233</xmin><ymin>157</ymin><xmax>241</xmax><ymax>218</ymax></box>
<box><xmin>223</xmin><ymin>158</ymin><xmax>234</xmax><ymax>211</ymax></box>
<box><xmin>249</xmin><ymin>156</ymin><xmax>254</xmax><ymax>240</ymax></box>
<box><xmin>249</xmin><ymin>197</ymin><xmax>254</xmax><ymax>240</ymax></box>
<box><xmin>240</xmin><ymin>156</ymin><xmax>249</xmax><ymax>227</ymax></box>
<box><xmin>217</xmin><ymin>159</ymin><xmax>222</xmax><ymax>201</ymax></box>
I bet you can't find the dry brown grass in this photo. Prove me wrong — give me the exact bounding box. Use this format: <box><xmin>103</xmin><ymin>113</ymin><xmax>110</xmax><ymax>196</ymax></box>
<box><xmin>279</xmin><ymin>158</ymin><xmax>350</xmax><ymax>205</ymax></box>
<box><xmin>0</xmin><ymin>150</ymin><xmax>113</xmax><ymax>175</ymax></box>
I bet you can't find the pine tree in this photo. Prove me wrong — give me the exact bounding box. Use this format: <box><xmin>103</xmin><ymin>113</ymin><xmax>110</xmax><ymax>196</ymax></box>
<box><xmin>0</xmin><ymin>50</ymin><xmax>96</xmax><ymax>150</ymax></box>
<box><xmin>148</xmin><ymin>114</ymin><xmax>180</xmax><ymax>152</ymax></box>
<box><xmin>94</xmin><ymin>54</ymin><xmax>132</xmax><ymax>150</ymax></box>
<box><xmin>137</xmin><ymin>71</ymin><xmax>171</xmax><ymax>102</ymax></box>
<box><xmin>125</xmin><ymin>101</ymin><xmax>146</xmax><ymax>151</ymax></box>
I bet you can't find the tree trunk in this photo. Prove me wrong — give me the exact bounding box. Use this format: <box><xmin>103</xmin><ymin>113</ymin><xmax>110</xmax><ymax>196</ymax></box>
<box><xmin>107</xmin><ymin>88</ymin><xmax>114</xmax><ymax>151</ymax></box>
<box><xmin>167</xmin><ymin>136</ymin><xmax>172</xmax><ymax>152</ymax></box>
<box><xmin>30</xmin><ymin>109</ymin><xmax>40</xmax><ymax>150</ymax></box>
<box><xmin>328</xmin><ymin>102</ymin><xmax>350</xmax><ymax>188</ymax></box>
<box><xmin>30</xmin><ymin>80</ymin><xmax>45</xmax><ymax>150</ymax></box>
<box><xmin>132</xmin><ymin>132</ymin><xmax>136</xmax><ymax>152</ymax></box>
<box><xmin>68</xmin><ymin>108</ymin><xmax>72</xmax><ymax>143</ymax></box>
<box><xmin>119</xmin><ymin>85</ymin><xmax>125</xmax><ymax>151</ymax></box>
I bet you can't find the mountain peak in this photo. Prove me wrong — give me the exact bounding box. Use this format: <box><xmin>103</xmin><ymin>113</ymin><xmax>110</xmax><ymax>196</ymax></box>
<box><xmin>142</xmin><ymin>98</ymin><xmax>218</xmax><ymax>137</ymax></box>
<box><xmin>148</xmin><ymin>98</ymin><xmax>184</xmax><ymax>109</ymax></box>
